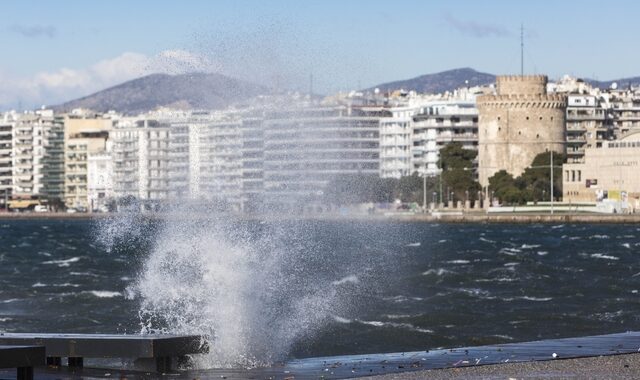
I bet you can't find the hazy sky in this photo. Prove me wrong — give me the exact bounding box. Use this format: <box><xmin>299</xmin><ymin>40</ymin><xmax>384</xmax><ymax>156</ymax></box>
<box><xmin>1</xmin><ymin>0</ymin><xmax>638</xmax><ymax>109</ymax></box>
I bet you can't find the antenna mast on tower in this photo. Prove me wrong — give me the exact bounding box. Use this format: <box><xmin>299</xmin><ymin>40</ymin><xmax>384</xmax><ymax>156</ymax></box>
<box><xmin>520</xmin><ymin>24</ymin><xmax>524</xmax><ymax>76</ymax></box>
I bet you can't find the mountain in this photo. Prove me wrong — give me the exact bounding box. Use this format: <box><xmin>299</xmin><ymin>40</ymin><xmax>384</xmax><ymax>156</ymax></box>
<box><xmin>585</xmin><ymin>77</ymin><xmax>640</xmax><ymax>90</ymax></box>
<box><xmin>53</xmin><ymin>73</ymin><xmax>270</xmax><ymax>114</ymax></box>
<box><xmin>368</xmin><ymin>68</ymin><xmax>496</xmax><ymax>94</ymax></box>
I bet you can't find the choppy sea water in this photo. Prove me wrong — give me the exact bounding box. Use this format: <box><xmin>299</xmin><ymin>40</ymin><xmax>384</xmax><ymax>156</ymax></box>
<box><xmin>1</xmin><ymin>219</ymin><xmax>640</xmax><ymax>360</ymax></box>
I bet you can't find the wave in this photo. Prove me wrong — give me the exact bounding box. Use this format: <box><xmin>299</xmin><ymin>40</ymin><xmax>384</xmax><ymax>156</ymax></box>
<box><xmin>499</xmin><ymin>247</ymin><xmax>522</xmax><ymax>256</ymax></box>
<box><xmin>382</xmin><ymin>295</ymin><xmax>424</xmax><ymax>303</ymax></box>
<box><xmin>622</xmin><ymin>243</ymin><xmax>632</xmax><ymax>249</ymax></box>
<box><xmin>332</xmin><ymin>316</ymin><xmax>352</xmax><ymax>324</ymax></box>
<box><xmin>475</xmin><ymin>277</ymin><xmax>517</xmax><ymax>283</ymax></box>
<box><xmin>520</xmin><ymin>244</ymin><xmax>541</xmax><ymax>249</ymax></box>
<box><xmin>501</xmin><ymin>296</ymin><xmax>553</xmax><ymax>302</ymax></box>
<box><xmin>359</xmin><ymin>320</ymin><xmax>433</xmax><ymax>334</ymax></box>
<box><xmin>422</xmin><ymin>268</ymin><xmax>455</xmax><ymax>276</ymax></box>
<box><xmin>0</xmin><ymin>317</ymin><xmax>12</xmax><ymax>322</ymax></box>
<box><xmin>405</xmin><ymin>242</ymin><xmax>421</xmax><ymax>247</ymax></box>
<box><xmin>479</xmin><ymin>237</ymin><xmax>496</xmax><ymax>243</ymax></box>
<box><xmin>446</xmin><ymin>260</ymin><xmax>470</xmax><ymax>264</ymax></box>
<box><xmin>332</xmin><ymin>275</ymin><xmax>359</xmax><ymax>286</ymax></box>
<box><xmin>42</xmin><ymin>257</ymin><xmax>81</xmax><ymax>267</ymax></box>
<box><xmin>70</xmin><ymin>272</ymin><xmax>101</xmax><ymax>277</ymax></box>
<box><xmin>84</xmin><ymin>290</ymin><xmax>122</xmax><ymax>298</ymax></box>
<box><xmin>591</xmin><ymin>253</ymin><xmax>619</xmax><ymax>260</ymax></box>
<box><xmin>537</xmin><ymin>251</ymin><xmax>549</xmax><ymax>256</ymax></box>
<box><xmin>1</xmin><ymin>298</ymin><xmax>21</xmax><ymax>303</ymax></box>
<box><xmin>33</xmin><ymin>282</ymin><xmax>80</xmax><ymax>288</ymax></box>
<box><xmin>591</xmin><ymin>235</ymin><xmax>610</xmax><ymax>239</ymax></box>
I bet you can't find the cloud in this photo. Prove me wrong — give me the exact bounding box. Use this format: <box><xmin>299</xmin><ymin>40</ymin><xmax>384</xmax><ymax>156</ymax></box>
<box><xmin>0</xmin><ymin>50</ymin><xmax>219</xmax><ymax>109</ymax></box>
<box><xmin>444</xmin><ymin>13</ymin><xmax>511</xmax><ymax>38</ymax></box>
<box><xmin>9</xmin><ymin>25</ymin><xmax>57</xmax><ymax>38</ymax></box>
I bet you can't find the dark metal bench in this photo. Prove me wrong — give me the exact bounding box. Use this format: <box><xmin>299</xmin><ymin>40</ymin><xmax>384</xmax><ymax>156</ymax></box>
<box><xmin>0</xmin><ymin>333</ymin><xmax>207</xmax><ymax>373</ymax></box>
<box><xmin>0</xmin><ymin>345</ymin><xmax>45</xmax><ymax>380</ymax></box>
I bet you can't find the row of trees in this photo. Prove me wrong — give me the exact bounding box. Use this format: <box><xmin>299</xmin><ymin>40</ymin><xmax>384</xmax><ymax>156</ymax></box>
<box><xmin>323</xmin><ymin>142</ymin><xmax>565</xmax><ymax>206</ymax></box>
<box><xmin>323</xmin><ymin>142</ymin><xmax>480</xmax><ymax>206</ymax></box>
<box><xmin>488</xmin><ymin>151</ymin><xmax>565</xmax><ymax>205</ymax></box>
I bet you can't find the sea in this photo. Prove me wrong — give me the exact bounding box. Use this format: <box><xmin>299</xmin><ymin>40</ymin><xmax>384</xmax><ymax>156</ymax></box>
<box><xmin>1</xmin><ymin>218</ymin><xmax>639</xmax><ymax>361</ymax></box>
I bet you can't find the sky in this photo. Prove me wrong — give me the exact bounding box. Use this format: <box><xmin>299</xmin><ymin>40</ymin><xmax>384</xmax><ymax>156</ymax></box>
<box><xmin>1</xmin><ymin>0</ymin><xmax>639</xmax><ymax>110</ymax></box>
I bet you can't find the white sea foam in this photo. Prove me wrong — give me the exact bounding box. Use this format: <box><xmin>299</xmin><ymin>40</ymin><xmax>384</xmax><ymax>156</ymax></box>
<box><xmin>1</xmin><ymin>298</ymin><xmax>20</xmax><ymax>303</ymax></box>
<box><xmin>42</xmin><ymin>257</ymin><xmax>81</xmax><ymax>267</ymax></box>
<box><xmin>359</xmin><ymin>320</ymin><xmax>433</xmax><ymax>334</ymax></box>
<box><xmin>591</xmin><ymin>253</ymin><xmax>619</xmax><ymax>260</ymax></box>
<box><xmin>84</xmin><ymin>291</ymin><xmax>122</xmax><ymax>298</ymax></box>
<box><xmin>502</xmin><ymin>296</ymin><xmax>552</xmax><ymax>302</ymax></box>
<box><xmin>332</xmin><ymin>275</ymin><xmax>359</xmax><ymax>286</ymax></box>
<box><xmin>499</xmin><ymin>247</ymin><xmax>521</xmax><ymax>256</ymax></box>
<box><xmin>622</xmin><ymin>243</ymin><xmax>632</xmax><ymax>249</ymax></box>
<box><xmin>0</xmin><ymin>317</ymin><xmax>12</xmax><ymax>322</ymax></box>
<box><xmin>537</xmin><ymin>251</ymin><xmax>549</xmax><ymax>256</ymax></box>
<box><xmin>591</xmin><ymin>235</ymin><xmax>610</xmax><ymax>239</ymax></box>
<box><xmin>405</xmin><ymin>242</ymin><xmax>421</xmax><ymax>247</ymax></box>
<box><xmin>446</xmin><ymin>260</ymin><xmax>470</xmax><ymax>264</ymax></box>
<box><xmin>332</xmin><ymin>316</ymin><xmax>352</xmax><ymax>324</ymax></box>
<box><xmin>479</xmin><ymin>237</ymin><xmax>496</xmax><ymax>243</ymax></box>
<box><xmin>520</xmin><ymin>244</ymin><xmax>541</xmax><ymax>249</ymax></box>
<box><xmin>422</xmin><ymin>268</ymin><xmax>454</xmax><ymax>276</ymax></box>
<box><xmin>32</xmin><ymin>282</ymin><xmax>47</xmax><ymax>287</ymax></box>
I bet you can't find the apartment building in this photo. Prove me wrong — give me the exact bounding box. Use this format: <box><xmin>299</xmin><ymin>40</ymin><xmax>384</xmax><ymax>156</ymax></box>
<box><xmin>0</xmin><ymin>112</ymin><xmax>16</xmax><ymax>207</ymax></box>
<box><xmin>262</xmin><ymin>105</ymin><xmax>384</xmax><ymax>209</ymax></box>
<box><xmin>10</xmin><ymin>109</ymin><xmax>64</xmax><ymax>209</ymax></box>
<box><xmin>63</xmin><ymin>111</ymin><xmax>113</xmax><ymax>209</ymax></box>
<box><xmin>111</xmin><ymin>118</ymin><xmax>170</xmax><ymax>207</ymax></box>
<box><xmin>412</xmin><ymin>100</ymin><xmax>479</xmax><ymax>177</ymax></box>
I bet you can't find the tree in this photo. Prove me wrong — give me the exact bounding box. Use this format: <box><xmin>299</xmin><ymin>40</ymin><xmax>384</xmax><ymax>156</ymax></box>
<box><xmin>488</xmin><ymin>170</ymin><xmax>524</xmax><ymax>205</ymax></box>
<box><xmin>487</xmin><ymin>151</ymin><xmax>566</xmax><ymax>205</ymax></box>
<box><xmin>520</xmin><ymin>151</ymin><xmax>565</xmax><ymax>201</ymax></box>
<box><xmin>438</xmin><ymin>142</ymin><xmax>481</xmax><ymax>201</ymax></box>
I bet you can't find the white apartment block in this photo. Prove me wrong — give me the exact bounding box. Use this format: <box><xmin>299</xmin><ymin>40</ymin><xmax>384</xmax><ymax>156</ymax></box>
<box><xmin>412</xmin><ymin>100</ymin><xmax>479</xmax><ymax>177</ymax></box>
<box><xmin>379</xmin><ymin>105</ymin><xmax>418</xmax><ymax>178</ymax></box>
<box><xmin>11</xmin><ymin>109</ymin><xmax>64</xmax><ymax>207</ymax></box>
<box><xmin>262</xmin><ymin>106</ymin><xmax>382</xmax><ymax>208</ymax></box>
<box><xmin>111</xmin><ymin>118</ymin><xmax>170</xmax><ymax>206</ymax></box>
<box><xmin>0</xmin><ymin>112</ymin><xmax>16</xmax><ymax>206</ymax></box>
<box><xmin>87</xmin><ymin>150</ymin><xmax>113</xmax><ymax>211</ymax></box>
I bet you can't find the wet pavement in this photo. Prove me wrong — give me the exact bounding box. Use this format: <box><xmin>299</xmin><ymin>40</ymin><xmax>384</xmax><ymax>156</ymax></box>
<box><xmin>2</xmin><ymin>331</ymin><xmax>640</xmax><ymax>379</ymax></box>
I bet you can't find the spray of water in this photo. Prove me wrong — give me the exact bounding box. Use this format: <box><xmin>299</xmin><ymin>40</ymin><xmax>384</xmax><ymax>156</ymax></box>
<box><xmin>98</xmin><ymin>201</ymin><xmax>372</xmax><ymax>368</ymax></box>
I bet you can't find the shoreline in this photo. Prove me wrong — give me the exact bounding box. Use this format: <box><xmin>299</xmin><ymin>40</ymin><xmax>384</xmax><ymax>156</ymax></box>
<box><xmin>2</xmin><ymin>211</ymin><xmax>640</xmax><ymax>223</ymax></box>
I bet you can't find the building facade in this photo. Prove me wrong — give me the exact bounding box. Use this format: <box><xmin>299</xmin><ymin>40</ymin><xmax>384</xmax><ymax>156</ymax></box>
<box><xmin>111</xmin><ymin>118</ymin><xmax>170</xmax><ymax>206</ymax></box>
<box><xmin>10</xmin><ymin>109</ymin><xmax>64</xmax><ymax>209</ymax></box>
<box><xmin>63</xmin><ymin>113</ymin><xmax>113</xmax><ymax>209</ymax></box>
<box><xmin>563</xmin><ymin>130</ymin><xmax>640</xmax><ymax>204</ymax></box>
<box><xmin>412</xmin><ymin>100</ymin><xmax>478</xmax><ymax>177</ymax></box>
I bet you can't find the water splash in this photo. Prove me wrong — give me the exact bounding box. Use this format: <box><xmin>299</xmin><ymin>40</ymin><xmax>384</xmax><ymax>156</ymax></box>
<box><xmin>100</xmin><ymin>208</ymin><xmax>365</xmax><ymax>368</ymax></box>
